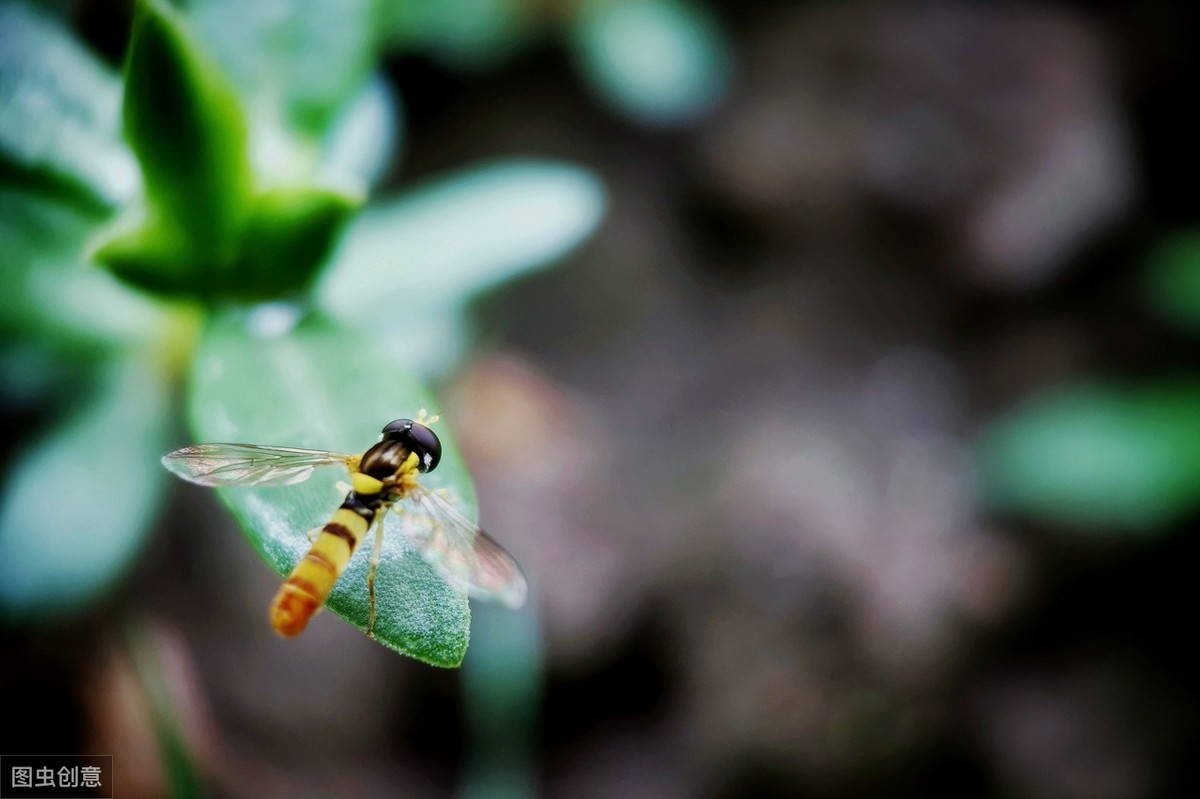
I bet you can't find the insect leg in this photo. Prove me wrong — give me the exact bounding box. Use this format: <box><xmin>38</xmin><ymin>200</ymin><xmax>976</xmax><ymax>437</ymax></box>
<box><xmin>366</xmin><ymin>511</ymin><xmax>387</xmax><ymax>638</ymax></box>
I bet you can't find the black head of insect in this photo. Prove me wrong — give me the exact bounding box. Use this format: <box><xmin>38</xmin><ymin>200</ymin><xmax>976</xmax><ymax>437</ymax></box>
<box><xmin>381</xmin><ymin>418</ymin><xmax>442</xmax><ymax>472</ymax></box>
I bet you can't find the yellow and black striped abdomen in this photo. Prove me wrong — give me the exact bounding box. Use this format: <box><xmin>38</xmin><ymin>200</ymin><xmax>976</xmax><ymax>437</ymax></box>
<box><xmin>270</xmin><ymin>472</ymin><xmax>385</xmax><ymax>637</ymax></box>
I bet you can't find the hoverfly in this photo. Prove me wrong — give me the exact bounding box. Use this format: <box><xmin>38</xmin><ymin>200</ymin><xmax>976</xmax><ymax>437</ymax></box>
<box><xmin>161</xmin><ymin>413</ymin><xmax>527</xmax><ymax>638</ymax></box>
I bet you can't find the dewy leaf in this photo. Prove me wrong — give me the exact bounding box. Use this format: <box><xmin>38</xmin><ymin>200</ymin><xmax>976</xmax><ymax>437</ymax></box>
<box><xmin>976</xmin><ymin>381</ymin><xmax>1200</xmax><ymax>530</ymax></box>
<box><xmin>569</xmin><ymin>0</ymin><xmax>732</xmax><ymax>126</ymax></box>
<box><xmin>188</xmin><ymin>313</ymin><xmax>475</xmax><ymax>666</ymax></box>
<box><xmin>0</xmin><ymin>3</ymin><xmax>138</xmax><ymax>209</ymax></box>
<box><xmin>318</xmin><ymin>159</ymin><xmax>605</xmax><ymax>338</ymax></box>
<box><xmin>123</xmin><ymin>0</ymin><xmax>252</xmax><ymax>262</ymax></box>
<box><xmin>0</xmin><ymin>357</ymin><xmax>171</xmax><ymax>619</ymax></box>
<box><xmin>185</xmin><ymin>0</ymin><xmax>383</xmax><ymax>137</ymax></box>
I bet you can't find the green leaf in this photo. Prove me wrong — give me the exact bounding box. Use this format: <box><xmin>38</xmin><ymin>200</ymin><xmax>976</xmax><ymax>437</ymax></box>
<box><xmin>123</xmin><ymin>0</ymin><xmax>252</xmax><ymax>261</ymax></box>
<box><xmin>318</xmin><ymin>159</ymin><xmax>605</xmax><ymax>370</ymax></box>
<box><xmin>184</xmin><ymin>0</ymin><xmax>384</xmax><ymax>137</ymax></box>
<box><xmin>0</xmin><ymin>188</ymin><xmax>166</xmax><ymax>350</ymax></box>
<box><xmin>1143</xmin><ymin>229</ymin><xmax>1200</xmax><ymax>334</ymax></box>
<box><xmin>0</xmin><ymin>340</ymin><xmax>74</xmax><ymax>408</ymax></box>
<box><xmin>0</xmin><ymin>357</ymin><xmax>171</xmax><ymax>619</ymax></box>
<box><xmin>0</xmin><ymin>2</ymin><xmax>138</xmax><ymax>210</ymax></box>
<box><xmin>96</xmin><ymin>185</ymin><xmax>360</xmax><ymax>300</ymax></box>
<box><xmin>232</xmin><ymin>185</ymin><xmax>362</xmax><ymax>298</ymax></box>
<box><xmin>319</xmin><ymin>74</ymin><xmax>402</xmax><ymax>190</ymax></box>
<box><xmin>387</xmin><ymin>0</ymin><xmax>536</xmax><ymax>70</ymax></box>
<box><xmin>123</xmin><ymin>621</ymin><xmax>206</xmax><ymax>799</ymax></box>
<box><xmin>89</xmin><ymin>210</ymin><xmax>198</xmax><ymax>299</ymax></box>
<box><xmin>187</xmin><ymin>313</ymin><xmax>474</xmax><ymax>666</ymax></box>
<box><xmin>976</xmin><ymin>381</ymin><xmax>1200</xmax><ymax>530</ymax></box>
<box><xmin>461</xmin><ymin>605</ymin><xmax>542</xmax><ymax>799</ymax></box>
<box><xmin>569</xmin><ymin>0</ymin><xmax>732</xmax><ymax>125</ymax></box>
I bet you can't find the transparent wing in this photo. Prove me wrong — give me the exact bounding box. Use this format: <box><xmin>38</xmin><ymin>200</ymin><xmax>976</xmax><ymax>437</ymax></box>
<box><xmin>161</xmin><ymin>443</ymin><xmax>357</xmax><ymax>487</ymax></box>
<box><xmin>396</xmin><ymin>486</ymin><xmax>528</xmax><ymax>608</ymax></box>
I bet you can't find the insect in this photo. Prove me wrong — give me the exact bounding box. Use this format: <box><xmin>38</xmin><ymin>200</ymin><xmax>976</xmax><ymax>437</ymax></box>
<box><xmin>161</xmin><ymin>413</ymin><xmax>527</xmax><ymax>638</ymax></box>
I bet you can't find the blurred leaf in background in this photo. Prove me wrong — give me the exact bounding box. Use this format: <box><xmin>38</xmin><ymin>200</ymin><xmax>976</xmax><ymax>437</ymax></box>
<box><xmin>1143</xmin><ymin>229</ymin><xmax>1200</xmax><ymax>335</ymax></box>
<box><xmin>319</xmin><ymin>159</ymin><xmax>606</xmax><ymax>373</ymax></box>
<box><xmin>978</xmin><ymin>381</ymin><xmax>1200</xmax><ymax>530</ymax></box>
<box><xmin>0</xmin><ymin>358</ymin><xmax>169</xmax><ymax>618</ymax></box>
<box><xmin>0</xmin><ymin>2</ymin><xmax>137</xmax><ymax>210</ymax></box>
<box><xmin>570</xmin><ymin>0</ymin><xmax>732</xmax><ymax>125</ymax></box>
<box><xmin>387</xmin><ymin>0</ymin><xmax>537</xmax><ymax>70</ymax></box>
<box><xmin>385</xmin><ymin>0</ymin><xmax>733</xmax><ymax>126</ymax></box>
<box><xmin>1</xmin><ymin>2</ymin><xmax>178</xmax><ymax>624</ymax></box>
<box><xmin>979</xmin><ymin>227</ymin><xmax>1200</xmax><ymax>533</ymax></box>
<box><xmin>0</xmin><ymin>188</ymin><xmax>164</xmax><ymax>353</ymax></box>
<box><xmin>183</xmin><ymin>0</ymin><xmax>383</xmax><ymax>138</ymax></box>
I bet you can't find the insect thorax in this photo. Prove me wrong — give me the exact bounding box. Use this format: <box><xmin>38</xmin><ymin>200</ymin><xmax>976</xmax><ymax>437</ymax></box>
<box><xmin>359</xmin><ymin>439</ymin><xmax>416</xmax><ymax>481</ymax></box>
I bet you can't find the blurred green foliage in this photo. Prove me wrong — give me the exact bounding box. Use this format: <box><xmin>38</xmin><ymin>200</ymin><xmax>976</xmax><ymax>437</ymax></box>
<box><xmin>0</xmin><ymin>359</ymin><xmax>169</xmax><ymax>615</ymax></box>
<box><xmin>124</xmin><ymin>620</ymin><xmax>205</xmax><ymax>798</ymax></box>
<box><xmin>979</xmin><ymin>229</ymin><xmax>1200</xmax><ymax>532</ymax></box>
<box><xmin>571</xmin><ymin>0</ymin><xmax>731</xmax><ymax>124</ymax></box>
<box><xmin>0</xmin><ymin>0</ymin><xmax>605</xmax><ymax>663</ymax></box>
<box><xmin>978</xmin><ymin>381</ymin><xmax>1200</xmax><ymax>529</ymax></box>
<box><xmin>1143</xmin><ymin>229</ymin><xmax>1200</xmax><ymax>335</ymax></box>
<box><xmin>387</xmin><ymin>0</ymin><xmax>733</xmax><ymax>125</ymax></box>
<box><xmin>0</xmin><ymin>3</ymin><xmax>134</xmax><ymax>208</ymax></box>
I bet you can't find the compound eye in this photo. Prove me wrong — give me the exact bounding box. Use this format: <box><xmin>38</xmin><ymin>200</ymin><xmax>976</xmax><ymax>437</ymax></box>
<box><xmin>381</xmin><ymin>419</ymin><xmax>414</xmax><ymax>439</ymax></box>
<box><xmin>408</xmin><ymin>423</ymin><xmax>442</xmax><ymax>473</ymax></box>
